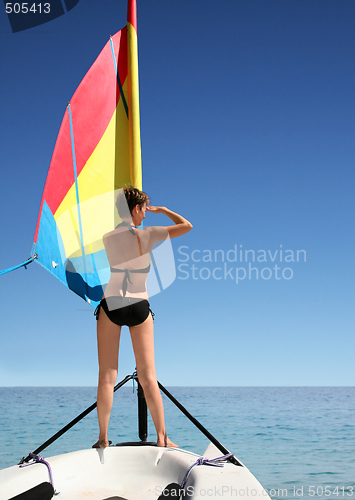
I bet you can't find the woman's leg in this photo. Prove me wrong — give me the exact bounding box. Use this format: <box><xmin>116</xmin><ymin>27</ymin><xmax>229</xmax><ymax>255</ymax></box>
<box><xmin>95</xmin><ymin>307</ymin><xmax>121</xmax><ymax>446</ymax></box>
<box><xmin>130</xmin><ymin>314</ymin><xmax>177</xmax><ymax>447</ymax></box>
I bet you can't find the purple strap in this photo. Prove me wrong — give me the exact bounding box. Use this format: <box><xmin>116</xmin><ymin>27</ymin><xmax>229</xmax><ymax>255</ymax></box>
<box><xmin>20</xmin><ymin>453</ymin><xmax>55</xmax><ymax>490</ymax></box>
<box><xmin>181</xmin><ymin>453</ymin><xmax>234</xmax><ymax>488</ymax></box>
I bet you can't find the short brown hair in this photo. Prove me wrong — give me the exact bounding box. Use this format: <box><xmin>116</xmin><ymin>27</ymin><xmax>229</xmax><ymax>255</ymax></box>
<box><xmin>116</xmin><ymin>186</ymin><xmax>150</xmax><ymax>216</ymax></box>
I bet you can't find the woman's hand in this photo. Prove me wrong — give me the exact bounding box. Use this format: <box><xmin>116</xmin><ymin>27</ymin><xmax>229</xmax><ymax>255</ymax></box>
<box><xmin>146</xmin><ymin>206</ymin><xmax>166</xmax><ymax>214</ymax></box>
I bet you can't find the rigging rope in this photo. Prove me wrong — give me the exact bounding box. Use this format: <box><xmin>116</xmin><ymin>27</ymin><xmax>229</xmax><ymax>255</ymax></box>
<box><xmin>0</xmin><ymin>254</ymin><xmax>37</xmax><ymax>276</ymax></box>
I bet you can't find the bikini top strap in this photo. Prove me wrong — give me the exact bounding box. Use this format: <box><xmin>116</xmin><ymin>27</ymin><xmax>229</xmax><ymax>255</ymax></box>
<box><xmin>110</xmin><ymin>265</ymin><xmax>151</xmax><ymax>274</ymax></box>
<box><xmin>115</xmin><ymin>221</ymin><xmax>143</xmax><ymax>256</ymax></box>
<box><xmin>135</xmin><ymin>228</ymin><xmax>143</xmax><ymax>257</ymax></box>
<box><xmin>109</xmin><ymin>265</ymin><xmax>150</xmax><ymax>296</ymax></box>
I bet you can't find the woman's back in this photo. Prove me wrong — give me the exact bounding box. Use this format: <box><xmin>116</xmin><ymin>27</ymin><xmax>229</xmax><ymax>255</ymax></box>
<box><xmin>102</xmin><ymin>224</ymin><xmax>166</xmax><ymax>299</ymax></box>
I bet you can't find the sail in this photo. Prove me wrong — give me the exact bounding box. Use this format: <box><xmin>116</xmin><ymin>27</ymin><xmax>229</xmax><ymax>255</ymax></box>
<box><xmin>32</xmin><ymin>0</ymin><xmax>142</xmax><ymax>306</ymax></box>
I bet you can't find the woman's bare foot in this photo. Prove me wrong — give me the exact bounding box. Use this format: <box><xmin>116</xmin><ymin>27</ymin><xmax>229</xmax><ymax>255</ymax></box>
<box><xmin>92</xmin><ymin>439</ymin><xmax>112</xmax><ymax>448</ymax></box>
<box><xmin>157</xmin><ymin>436</ymin><xmax>178</xmax><ymax>448</ymax></box>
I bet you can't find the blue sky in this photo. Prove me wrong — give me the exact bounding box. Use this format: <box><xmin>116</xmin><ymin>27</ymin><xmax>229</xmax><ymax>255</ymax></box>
<box><xmin>0</xmin><ymin>0</ymin><xmax>354</xmax><ymax>387</ymax></box>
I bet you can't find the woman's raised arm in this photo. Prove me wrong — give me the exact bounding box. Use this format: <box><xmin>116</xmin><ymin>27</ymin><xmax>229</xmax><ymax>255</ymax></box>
<box><xmin>146</xmin><ymin>206</ymin><xmax>193</xmax><ymax>239</ymax></box>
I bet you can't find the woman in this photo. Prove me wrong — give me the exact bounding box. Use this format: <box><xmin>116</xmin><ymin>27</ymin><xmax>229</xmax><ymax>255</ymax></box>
<box><xmin>93</xmin><ymin>187</ymin><xmax>192</xmax><ymax>448</ymax></box>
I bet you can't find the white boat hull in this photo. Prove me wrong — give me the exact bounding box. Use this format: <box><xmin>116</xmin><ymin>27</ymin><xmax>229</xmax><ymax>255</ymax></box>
<box><xmin>0</xmin><ymin>444</ymin><xmax>269</xmax><ymax>500</ymax></box>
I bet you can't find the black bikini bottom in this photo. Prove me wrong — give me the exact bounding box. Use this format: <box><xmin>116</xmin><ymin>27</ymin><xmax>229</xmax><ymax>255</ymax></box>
<box><xmin>95</xmin><ymin>296</ymin><xmax>154</xmax><ymax>327</ymax></box>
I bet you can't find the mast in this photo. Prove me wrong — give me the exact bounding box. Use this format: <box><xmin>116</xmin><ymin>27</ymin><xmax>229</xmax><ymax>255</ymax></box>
<box><xmin>127</xmin><ymin>0</ymin><xmax>142</xmax><ymax>190</ymax></box>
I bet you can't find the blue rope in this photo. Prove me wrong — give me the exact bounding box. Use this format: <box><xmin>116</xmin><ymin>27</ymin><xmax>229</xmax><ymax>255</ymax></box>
<box><xmin>0</xmin><ymin>256</ymin><xmax>36</xmax><ymax>276</ymax></box>
<box><xmin>68</xmin><ymin>102</ymin><xmax>89</xmax><ymax>302</ymax></box>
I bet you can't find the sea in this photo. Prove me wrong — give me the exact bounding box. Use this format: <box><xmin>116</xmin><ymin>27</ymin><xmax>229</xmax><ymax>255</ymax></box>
<box><xmin>0</xmin><ymin>386</ymin><xmax>354</xmax><ymax>499</ymax></box>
